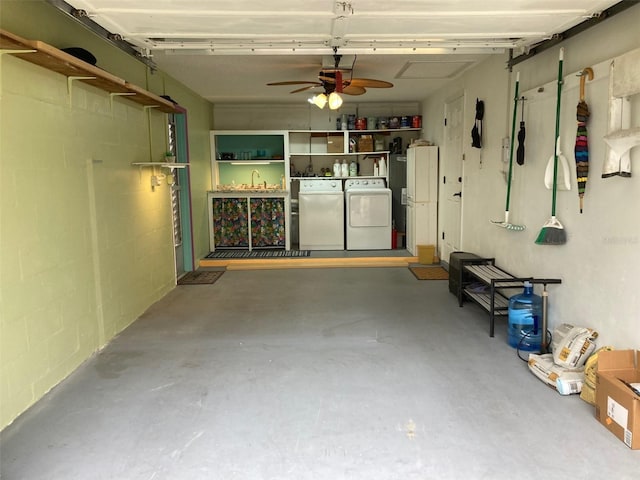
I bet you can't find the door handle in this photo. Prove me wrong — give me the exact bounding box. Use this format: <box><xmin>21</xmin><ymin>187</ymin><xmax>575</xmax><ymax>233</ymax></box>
<box><xmin>453</xmin><ymin>192</ymin><xmax>462</xmax><ymax>198</ymax></box>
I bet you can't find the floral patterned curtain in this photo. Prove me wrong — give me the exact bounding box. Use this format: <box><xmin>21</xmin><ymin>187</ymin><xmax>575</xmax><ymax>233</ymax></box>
<box><xmin>250</xmin><ymin>198</ymin><xmax>285</xmax><ymax>248</ymax></box>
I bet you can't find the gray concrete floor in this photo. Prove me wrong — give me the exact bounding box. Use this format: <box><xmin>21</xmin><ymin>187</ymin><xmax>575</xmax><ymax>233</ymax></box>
<box><xmin>1</xmin><ymin>268</ymin><xmax>637</xmax><ymax>479</ymax></box>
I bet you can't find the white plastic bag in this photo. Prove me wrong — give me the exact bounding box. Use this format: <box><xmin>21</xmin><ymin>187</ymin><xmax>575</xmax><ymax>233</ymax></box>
<box><xmin>551</xmin><ymin>323</ymin><xmax>598</xmax><ymax>369</ymax></box>
<box><xmin>528</xmin><ymin>353</ymin><xmax>585</xmax><ymax>394</ymax></box>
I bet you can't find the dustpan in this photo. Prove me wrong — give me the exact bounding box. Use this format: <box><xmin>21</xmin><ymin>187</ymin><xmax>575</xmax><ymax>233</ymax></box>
<box><xmin>544</xmin><ymin>138</ymin><xmax>572</xmax><ymax>190</ymax></box>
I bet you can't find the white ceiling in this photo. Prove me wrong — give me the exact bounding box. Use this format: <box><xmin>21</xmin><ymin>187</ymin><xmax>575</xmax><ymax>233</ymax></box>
<box><xmin>62</xmin><ymin>0</ymin><xmax>621</xmax><ymax>105</ymax></box>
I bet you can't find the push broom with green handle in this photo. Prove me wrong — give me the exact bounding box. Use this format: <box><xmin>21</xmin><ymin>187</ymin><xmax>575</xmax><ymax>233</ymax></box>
<box><xmin>492</xmin><ymin>71</ymin><xmax>525</xmax><ymax>231</ymax></box>
<box><xmin>536</xmin><ymin>48</ymin><xmax>567</xmax><ymax>245</ymax></box>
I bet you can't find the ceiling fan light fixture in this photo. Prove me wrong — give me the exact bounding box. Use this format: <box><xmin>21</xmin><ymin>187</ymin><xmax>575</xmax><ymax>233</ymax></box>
<box><xmin>309</xmin><ymin>93</ymin><xmax>327</xmax><ymax>109</ymax></box>
<box><xmin>328</xmin><ymin>92</ymin><xmax>343</xmax><ymax>110</ymax></box>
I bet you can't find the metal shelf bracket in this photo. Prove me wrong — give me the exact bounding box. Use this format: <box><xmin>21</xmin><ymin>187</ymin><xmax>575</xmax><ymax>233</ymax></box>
<box><xmin>67</xmin><ymin>75</ymin><xmax>96</xmax><ymax>105</ymax></box>
<box><xmin>109</xmin><ymin>92</ymin><xmax>136</xmax><ymax>113</ymax></box>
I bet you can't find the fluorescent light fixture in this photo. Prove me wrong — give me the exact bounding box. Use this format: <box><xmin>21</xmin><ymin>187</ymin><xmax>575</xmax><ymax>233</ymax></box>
<box><xmin>308</xmin><ymin>94</ymin><xmax>327</xmax><ymax>109</ymax></box>
<box><xmin>230</xmin><ymin>161</ymin><xmax>273</xmax><ymax>165</ymax></box>
<box><xmin>328</xmin><ymin>92</ymin><xmax>343</xmax><ymax>110</ymax></box>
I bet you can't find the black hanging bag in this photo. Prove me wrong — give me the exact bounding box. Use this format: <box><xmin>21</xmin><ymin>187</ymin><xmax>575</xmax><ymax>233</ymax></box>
<box><xmin>471</xmin><ymin>98</ymin><xmax>484</xmax><ymax>148</ymax></box>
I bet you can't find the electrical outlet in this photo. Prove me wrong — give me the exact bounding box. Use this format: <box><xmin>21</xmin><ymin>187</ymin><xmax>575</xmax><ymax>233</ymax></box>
<box><xmin>502</xmin><ymin>137</ymin><xmax>510</xmax><ymax>163</ymax></box>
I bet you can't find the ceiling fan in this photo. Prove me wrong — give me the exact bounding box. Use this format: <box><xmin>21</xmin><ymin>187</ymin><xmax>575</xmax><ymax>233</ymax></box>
<box><xmin>267</xmin><ymin>48</ymin><xmax>393</xmax><ymax>97</ymax></box>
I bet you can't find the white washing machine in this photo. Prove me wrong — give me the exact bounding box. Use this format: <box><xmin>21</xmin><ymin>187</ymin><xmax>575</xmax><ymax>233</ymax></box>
<box><xmin>344</xmin><ymin>178</ymin><xmax>392</xmax><ymax>250</ymax></box>
<box><xmin>298</xmin><ymin>179</ymin><xmax>344</xmax><ymax>250</ymax></box>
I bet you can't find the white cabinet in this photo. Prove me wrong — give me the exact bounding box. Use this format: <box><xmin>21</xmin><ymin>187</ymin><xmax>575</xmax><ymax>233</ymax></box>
<box><xmin>406</xmin><ymin>146</ymin><xmax>439</xmax><ymax>255</ymax></box>
<box><xmin>406</xmin><ymin>202</ymin><xmax>415</xmax><ymax>255</ymax></box>
<box><xmin>407</xmin><ymin>145</ymin><xmax>438</xmax><ymax>203</ymax></box>
<box><xmin>407</xmin><ymin>201</ymin><xmax>439</xmax><ymax>255</ymax></box>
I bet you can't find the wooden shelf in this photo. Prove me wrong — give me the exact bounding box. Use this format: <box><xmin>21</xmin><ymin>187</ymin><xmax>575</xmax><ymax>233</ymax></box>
<box><xmin>123</xmin><ymin>81</ymin><xmax>178</xmax><ymax>113</ymax></box>
<box><xmin>1</xmin><ymin>29</ymin><xmax>178</xmax><ymax>113</ymax></box>
<box><xmin>0</xmin><ymin>30</ymin><xmax>34</xmax><ymax>50</ymax></box>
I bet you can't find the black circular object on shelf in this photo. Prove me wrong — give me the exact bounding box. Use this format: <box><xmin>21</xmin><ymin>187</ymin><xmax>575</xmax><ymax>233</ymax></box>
<box><xmin>61</xmin><ymin>47</ymin><xmax>97</xmax><ymax>65</ymax></box>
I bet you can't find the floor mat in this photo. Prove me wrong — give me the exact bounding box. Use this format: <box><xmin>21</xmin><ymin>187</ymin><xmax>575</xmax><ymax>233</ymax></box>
<box><xmin>178</xmin><ymin>270</ymin><xmax>224</xmax><ymax>285</ymax></box>
<box><xmin>205</xmin><ymin>250</ymin><xmax>310</xmax><ymax>259</ymax></box>
<box><xmin>409</xmin><ymin>266</ymin><xmax>449</xmax><ymax>280</ymax></box>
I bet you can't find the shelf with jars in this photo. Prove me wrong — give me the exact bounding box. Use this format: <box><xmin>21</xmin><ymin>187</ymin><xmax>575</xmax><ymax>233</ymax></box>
<box><xmin>289</xmin><ymin>153</ymin><xmax>390</xmax><ymax>184</ymax></box>
<box><xmin>288</xmin><ymin>128</ymin><xmax>420</xmax><ymax>157</ymax></box>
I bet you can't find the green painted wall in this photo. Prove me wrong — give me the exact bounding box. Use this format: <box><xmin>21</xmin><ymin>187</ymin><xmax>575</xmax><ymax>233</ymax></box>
<box><xmin>0</xmin><ymin>1</ymin><xmax>213</xmax><ymax>428</ymax></box>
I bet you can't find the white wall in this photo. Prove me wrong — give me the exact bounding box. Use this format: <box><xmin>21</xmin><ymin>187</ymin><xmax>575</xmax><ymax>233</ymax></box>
<box><xmin>212</xmin><ymin>102</ymin><xmax>421</xmax><ymax>131</ymax></box>
<box><xmin>422</xmin><ymin>5</ymin><xmax>640</xmax><ymax>349</ymax></box>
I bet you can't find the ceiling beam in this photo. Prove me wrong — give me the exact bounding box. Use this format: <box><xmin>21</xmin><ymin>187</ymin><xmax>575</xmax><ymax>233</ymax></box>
<box><xmin>508</xmin><ymin>0</ymin><xmax>635</xmax><ymax>67</ymax></box>
<box><xmin>45</xmin><ymin>0</ymin><xmax>156</xmax><ymax>69</ymax></box>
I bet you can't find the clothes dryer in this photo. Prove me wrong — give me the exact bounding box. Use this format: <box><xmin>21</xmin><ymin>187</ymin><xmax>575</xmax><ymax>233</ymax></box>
<box><xmin>344</xmin><ymin>179</ymin><xmax>392</xmax><ymax>250</ymax></box>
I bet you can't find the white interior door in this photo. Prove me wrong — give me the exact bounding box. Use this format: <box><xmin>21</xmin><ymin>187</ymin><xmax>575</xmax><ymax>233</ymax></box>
<box><xmin>440</xmin><ymin>95</ymin><xmax>464</xmax><ymax>264</ymax></box>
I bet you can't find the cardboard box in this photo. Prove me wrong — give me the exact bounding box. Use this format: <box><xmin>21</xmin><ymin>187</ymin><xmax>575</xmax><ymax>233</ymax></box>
<box><xmin>595</xmin><ymin>350</ymin><xmax>640</xmax><ymax>449</ymax></box>
<box><xmin>327</xmin><ymin>134</ymin><xmax>344</xmax><ymax>153</ymax></box>
<box><xmin>417</xmin><ymin>244</ymin><xmax>435</xmax><ymax>265</ymax></box>
<box><xmin>358</xmin><ymin>134</ymin><xmax>373</xmax><ymax>153</ymax></box>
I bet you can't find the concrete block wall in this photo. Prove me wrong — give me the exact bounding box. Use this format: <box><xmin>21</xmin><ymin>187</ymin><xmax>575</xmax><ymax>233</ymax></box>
<box><xmin>0</xmin><ymin>1</ymin><xmax>214</xmax><ymax>429</ymax></box>
<box><xmin>0</xmin><ymin>52</ymin><xmax>178</xmax><ymax>427</ymax></box>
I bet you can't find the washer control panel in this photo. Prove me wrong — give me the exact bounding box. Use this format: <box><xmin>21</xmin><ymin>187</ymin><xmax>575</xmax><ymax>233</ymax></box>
<box><xmin>299</xmin><ymin>179</ymin><xmax>343</xmax><ymax>192</ymax></box>
<box><xmin>344</xmin><ymin>178</ymin><xmax>387</xmax><ymax>189</ymax></box>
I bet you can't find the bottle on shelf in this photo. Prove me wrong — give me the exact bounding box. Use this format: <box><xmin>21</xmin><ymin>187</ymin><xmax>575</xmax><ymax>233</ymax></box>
<box><xmin>333</xmin><ymin>159</ymin><xmax>341</xmax><ymax>177</ymax></box>
<box><xmin>341</xmin><ymin>159</ymin><xmax>349</xmax><ymax>177</ymax></box>
<box><xmin>378</xmin><ymin>157</ymin><xmax>387</xmax><ymax>177</ymax></box>
<box><xmin>349</xmin><ymin>159</ymin><xmax>357</xmax><ymax>177</ymax></box>
<box><xmin>373</xmin><ymin>159</ymin><xmax>380</xmax><ymax>176</ymax></box>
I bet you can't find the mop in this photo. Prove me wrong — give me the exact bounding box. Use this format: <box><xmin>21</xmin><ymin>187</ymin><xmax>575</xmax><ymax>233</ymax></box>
<box><xmin>536</xmin><ymin>48</ymin><xmax>567</xmax><ymax>245</ymax></box>
<box><xmin>492</xmin><ymin>72</ymin><xmax>525</xmax><ymax>231</ymax></box>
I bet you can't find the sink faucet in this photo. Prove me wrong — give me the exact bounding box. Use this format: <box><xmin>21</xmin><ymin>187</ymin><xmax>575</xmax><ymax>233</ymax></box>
<box><xmin>251</xmin><ymin>169</ymin><xmax>260</xmax><ymax>187</ymax></box>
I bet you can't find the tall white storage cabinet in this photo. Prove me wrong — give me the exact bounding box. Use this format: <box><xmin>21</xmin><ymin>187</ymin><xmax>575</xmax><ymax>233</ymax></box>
<box><xmin>406</xmin><ymin>146</ymin><xmax>438</xmax><ymax>255</ymax></box>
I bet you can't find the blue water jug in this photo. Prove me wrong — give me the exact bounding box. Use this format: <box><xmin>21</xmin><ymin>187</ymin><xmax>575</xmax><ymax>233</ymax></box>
<box><xmin>508</xmin><ymin>281</ymin><xmax>542</xmax><ymax>351</ymax></box>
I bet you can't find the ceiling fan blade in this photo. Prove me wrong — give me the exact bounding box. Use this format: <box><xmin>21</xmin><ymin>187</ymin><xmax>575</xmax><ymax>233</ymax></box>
<box><xmin>267</xmin><ymin>81</ymin><xmax>322</xmax><ymax>86</ymax></box>
<box><xmin>319</xmin><ymin>76</ymin><xmax>393</xmax><ymax>89</ymax></box>
<box><xmin>342</xmin><ymin>85</ymin><xmax>366</xmax><ymax>96</ymax></box>
<box><xmin>318</xmin><ymin>75</ymin><xmax>337</xmax><ymax>84</ymax></box>
<box><xmin>347</xmin><ymin>78</ymin><xmax>394</xmax><ymax>88</ymax></box>
<box><xmin>319</xmin><ymin>68</ymin><xmax>352</xmax><ymax>74</ymax></box>
<box><xmin>289</xmin><ymin>85</ymin><xmax>320</xmax><ymax>94</ymax></box>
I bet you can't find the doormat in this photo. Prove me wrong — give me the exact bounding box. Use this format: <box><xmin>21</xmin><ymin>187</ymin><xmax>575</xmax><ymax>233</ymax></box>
<box><xmin>409</xmin><ymin>266</ymin><xmax>449</xmax><ymax>280</ymax></box>
<box><xmin>205</xmin><ymin>250</ymin><xmax>310</xmax><ymax>259</ymax></box>
<box><xmin>178</xmin><ymin>270</ymin><xmax>224</xmax><ymax>285</ymax></box>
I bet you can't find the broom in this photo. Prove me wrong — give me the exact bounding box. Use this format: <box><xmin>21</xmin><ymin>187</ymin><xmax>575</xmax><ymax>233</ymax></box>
<box><xmin>536</xmin><ymin>48</ymin><xmax>567</xmax><ymax>245</ymax></box>
<box><xmin>492</xmin><ymin>71</ymin><xmax>525</xmax><ymax>231</ymax></box>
